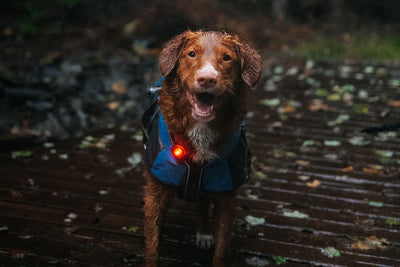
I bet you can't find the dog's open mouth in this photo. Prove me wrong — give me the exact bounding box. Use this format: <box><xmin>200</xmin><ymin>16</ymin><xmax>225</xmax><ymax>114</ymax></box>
<box><xmin>186</xmin><ymin>91</ymin><xmax>217</xmax><ymax>121</ymax></box>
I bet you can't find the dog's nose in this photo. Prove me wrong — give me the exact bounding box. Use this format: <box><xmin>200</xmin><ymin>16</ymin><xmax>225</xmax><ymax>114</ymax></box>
<box><xmin>197</xmin><ymin>71</ymin><xmax>217</xmax><ymax>88</ymax></box>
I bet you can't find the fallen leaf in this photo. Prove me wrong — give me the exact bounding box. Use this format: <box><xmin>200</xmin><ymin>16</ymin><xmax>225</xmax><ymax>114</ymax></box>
<box><xmin>307</xmin><ymin>179</ymin><xmax>321</xmax><ymax>188</ymax></box>
<box><xmin>352</xmin><ymin>104</ymin><xmax>369</xmax><ymax>114</ymax></box>
<box><xmin>355</xmin><ymin>73</ymin><xmax>364</xmax><ymax>80</ymax></box>
<box><xmin>127</xmin><ymin>152</ymin><xmax>142</xmax><ymax>168</ymax></box>
<box><xmin>364</xmin><ymin>66</ymin><xmax>374</xmax><ymax>74</ymax></box>
<box><xmin>368</xmin><ymin>201</ymin><xmax>384</xmax><ymax>207</ymax></box>
<box><xmin>286</xmin><ymin>67</ymin><xmax>299</xmax><ymax>76</ymax></box>
<box><xmin>341</xmin><ymin>166</ymin><xmax>353</xmax><ymax>172</ymax></box>
<box><xmin>330</xmin><ymin>114</ymin><xmax>350</xmax><ymax>126</ymax></box>
<box><xmin>389</xmin><ymin>79</ymin><xmax>400</xmax><ymax>88</ymax></box>
<box><xmin>282</xmin><ymin>105</ymin><xmax>295</xmax><ymax>113</ymax></box>
<box><xmin>274</xmin><ymin>66</ymin><xmax>284</xmax><ymax>74</ymax></box>
<box><xmin>245</xmin><ymin>257</ymin><xmax>269</xmax><ymax>267</ymax></box>
<box><xmin>245</xmin><ymin>215</ymin><xmax>265</xmax><ymax>226</ymax></box>
<box><xmin>349</xmin><ymin>135</ymin><xmax>371</xmax><ymax>146</ymax></box>
<box><xmin>302</xmin><ymin>140</ymin><xmax>315</xmax><ymax>146</ymax></box>
<box><xmin>362</xmin><ymin>167</ymin><xmax>382</xmax><ymax>175</ymax></box>
<box><xmin>315</xmin><ymin>88</ymin><xmax>328</xmax><ymax>97</ymax></box>
<box><xmin>58</xmin><ymin>154</ymin><xmax>68</xmax><ymax>160</ymax></box>
<box><xmin>376</xmin><ymin>131</ymin><xmax>397</xmax><ymax>141</ymax></box>
<box><xmin>272</xmin><ymin>256</ymin><xmax>286</xmax><ymax>265</ymax></box>
<box><xmin>298</xmin><ymin>175</ymin><xmax>310</xmax><ymax>181</ymax></box>
<box><xmin>67</xmin><ymin>213</ymin><xmax>78</xmax><ymax>220</ymax></box>
<box><xmin>376</xmin><ymin>67</ymin><xmax>387</xmax><ymax>78</ymax></box>
<box><xmin>351</xmin><ymin>236</ymin><xmax>389</xmax><ymax>250</ymax></box>
<box><xmin>283</xmin><ymin>210</ymin><xmax>309</xmax><ymax>219</ymax></box>
<box><xmin>296</xmin><ymin>160</ymin><xmax>310</xmax><ymax>166</ymax></box>
<box><xmin>321</xmin><ymin>247</ymin><xmax>340</xmax><ymax>258</ymax></box>
<box><xmin>379</xmin><ymin>157</ymin><xmax>391</xmax><ymax>164</ymax></box>
<box><xmin>387</xmin><ymin>100</ymin><xmax>400</xmax><ymax>107</ymax></box>
<box><xmin>123</xmin><ymin>20</ymin><xmax>137</xmax><ymax>35</ymax></box>
<box><xmin>341</xmin><ymin>84</ymin><xmax>356</xmax><ymax>93</ymax></box>
<box><xmin>358</xmin><ymin>90</ymin><xmax>369</xmax><ymax>99</ymax></box>
<box><xmin>111</xmin><ymin>81</ymin><xmax>127</xmax><ymax>94</ymax></box>
<box><xmin>286</xmin><ymin>151</ymin><xmax>296</xmax><ymax>157</ymax></box>
<box><xmin>121</xmin><ymin>226</ymin><xmax>139</xmax><ymax>233</ymax></box>
<box><xmin>43</xmin><ymin>142</ymin><xmax>54</xmax><ymax>148</ymax></box>
<box><xmin>327</xmin><ymin>93</ymin><xmax>341</xmax><ymax>101</ymax></box>
<box><xmin>260</xmin><ymin>98</ymin><xmax>280</xmax><ymax>107</ymax></box>
<box><xmin>375</xmin><ymin>150</ymin><xmax>393</xmax><ymax>158</ymax></box>
<box><xmin>264</xmin><ymin>79</ymin><xmax>277</xmax><ymax>91</ymax></box>
<box><xmin>108</xmin><ymin>101</ymin><xmax>119</xmax><ymax>110</ymax></box>
<box><xmin>309</xmin><ymin>99</ymin><xmax>329</xmax><ymax>111</ymax></box>
<box><xmin>255</xmin><ymin>171</ymin><xmax>267</xmax><ymax>179</ymax></box>
<box><xmin>386</xmin><ymin>218</ymin><xmax>400</xmax><ymax>226</ymax></box>
<box><xmin>244</xmin><ymin>189</ymin><xmax>259</xmax><ymax>200</ymax></box>
<box><xmin>11</xmin><ymin>150</ymin><xmax>33</xmax><ymax>159</ymax></box>
<box><xmin>324</xmin><ymin>140</ymin><xmax>341</xmax><ymax>147</ymax></box>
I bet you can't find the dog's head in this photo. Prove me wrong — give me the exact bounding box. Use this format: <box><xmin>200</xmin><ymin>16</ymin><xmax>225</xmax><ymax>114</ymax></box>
<box><xmin>159</xmin><ymin>30</ymin><xmax>262</xmax><ymax>122</ymax></box>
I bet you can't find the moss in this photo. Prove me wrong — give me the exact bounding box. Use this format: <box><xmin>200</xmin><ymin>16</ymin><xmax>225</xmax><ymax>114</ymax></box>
<box><xmin>292</xmin><ymin>33</ymin><xmax>400</xmax><ymax>61</ymax></box>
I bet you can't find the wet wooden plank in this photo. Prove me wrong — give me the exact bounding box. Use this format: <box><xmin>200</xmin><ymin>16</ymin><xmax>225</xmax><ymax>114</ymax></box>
<box><xmin>1</xmin><ymin>60</ymin><xmax>400</xmax><ymax>266</ymax></box>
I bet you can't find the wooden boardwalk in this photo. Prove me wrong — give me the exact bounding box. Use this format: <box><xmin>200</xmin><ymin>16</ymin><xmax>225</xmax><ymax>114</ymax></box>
<box><xmin>1</xmin><ymin>59</ymin><xmax>399</xmax><ymax>266</ymax></box>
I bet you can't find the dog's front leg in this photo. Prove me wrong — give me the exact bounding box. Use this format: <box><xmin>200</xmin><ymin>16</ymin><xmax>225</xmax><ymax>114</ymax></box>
<box><xmin>212</xmin><ymin>192</ymin><xmax>236</xmax><ymax>267</ymax></box>
<box><xmin>143</xmin><ymin>172</ymin><xmax>175</xmax><ymax>267</ymax></box>
<box><xmin>196</xmin><ymin>200</ymin><xmax>214</xmax><ymax>250</ymax></box>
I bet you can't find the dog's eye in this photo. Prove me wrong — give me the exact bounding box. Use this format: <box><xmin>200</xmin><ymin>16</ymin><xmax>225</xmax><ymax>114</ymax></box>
<box><xmin>223</xmin><ymin>54</ymin><xmax>232</xmax><ymax>61</ymax></box>
<box><xmin>188</xmin><ymin>51</ymin><xmax>196</xmax><ymax>58</ymax></box>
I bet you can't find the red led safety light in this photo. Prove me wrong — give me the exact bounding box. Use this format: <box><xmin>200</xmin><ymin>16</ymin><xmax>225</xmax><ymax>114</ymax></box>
<box><xmin>171</xmin><ymin>145</ymin><xmax>186</xmax><ymax>160</ymax></box>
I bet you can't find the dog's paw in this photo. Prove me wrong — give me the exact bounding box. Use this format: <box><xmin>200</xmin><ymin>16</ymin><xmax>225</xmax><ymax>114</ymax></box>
<box><xmin>196</xmin><ymin>232</ymin><xmax>214</xmax><ymax>250</ymax></box>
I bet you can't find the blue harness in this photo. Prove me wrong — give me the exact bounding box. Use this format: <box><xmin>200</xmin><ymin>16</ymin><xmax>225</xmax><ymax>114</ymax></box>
<box><xmin>142</xmin><ymin>93</ymin><xmax>251</xmax><ymax>202</ymax></box>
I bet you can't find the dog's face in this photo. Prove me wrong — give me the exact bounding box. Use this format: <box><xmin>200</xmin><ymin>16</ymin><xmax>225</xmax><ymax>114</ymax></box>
<box><xmin>160</xmin><ymin>31</ymin><xmax>262</xmax><ymax>122</ymax></box>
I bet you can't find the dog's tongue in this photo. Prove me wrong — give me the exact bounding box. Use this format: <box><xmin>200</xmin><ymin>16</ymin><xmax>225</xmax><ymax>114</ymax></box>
<box><xmin>187</xmin><ymin>91</ymin><xmax>215</xmax><ymax>119</ymax></box>
<box><xmin>194</xmin><ymin>93</ymin><xmax>214</xmax><ymax>116</ymax></box>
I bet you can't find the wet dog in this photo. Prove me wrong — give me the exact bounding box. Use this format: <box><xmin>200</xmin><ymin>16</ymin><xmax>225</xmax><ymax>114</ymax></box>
<box><xmin>142</xmin><ymin>30</ymin><xmax>262</xmax><ymax>266</ymax></box>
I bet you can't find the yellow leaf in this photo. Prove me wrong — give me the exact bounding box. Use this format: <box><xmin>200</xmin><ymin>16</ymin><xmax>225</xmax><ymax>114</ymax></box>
<box><xmin>307</xmin><ymin>179</ymin><xmax>320</xmax><ymax>188</ymax></box>
<box><xmin>363</xmin><ymin>167</ymin><xmax>382</xmax><ymax>175</ymax></box>
<box><xmin>341</xmin><ymin>166</ymin><xmax>353</xmax><ymax>172</ymax></box>
<box><xmin>284</xmin><ymin>105</ymin><xmax>295</xmax><ymax>113</ymax></box>
<box><xmin>111</xmin><ymin>81</ymin><xmax>127</xmax><ymax>94</ymax></box>
<box><xmin>351</xmin><ymin>236</ymin><xmax>389</xmax><ymax>250</ymax></box>
<box><xmin>108</xmin><ymin>102</ymin><xmax>119</xmax><ymax>110</ymax></box>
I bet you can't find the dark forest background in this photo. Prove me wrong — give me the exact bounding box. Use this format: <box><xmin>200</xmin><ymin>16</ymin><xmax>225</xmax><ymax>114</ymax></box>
<box><xmin>1</xmin><ymin>0</ymin><xmax>400</xmax><ymax>147</ymax></box>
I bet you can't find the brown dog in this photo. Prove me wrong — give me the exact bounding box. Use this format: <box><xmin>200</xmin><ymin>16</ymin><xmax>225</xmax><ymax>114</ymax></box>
<box><xmin>142</xmin><ymin>30</ymin><xmax>262</xmax><ymax>266</ymax></box>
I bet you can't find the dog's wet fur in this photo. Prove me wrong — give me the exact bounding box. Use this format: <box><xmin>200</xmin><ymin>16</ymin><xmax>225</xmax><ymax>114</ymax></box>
<box><xmin>143</xmin><ymin>30</ymin><xmax>262</xmax><ymax>266</ymax></box>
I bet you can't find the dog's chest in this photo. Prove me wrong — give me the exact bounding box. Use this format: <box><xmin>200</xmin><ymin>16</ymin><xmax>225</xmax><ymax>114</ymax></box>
<box><xmin>187</xmin><ymin>122</ymin><xmax>218</xmax><ymax>163</ymax></box>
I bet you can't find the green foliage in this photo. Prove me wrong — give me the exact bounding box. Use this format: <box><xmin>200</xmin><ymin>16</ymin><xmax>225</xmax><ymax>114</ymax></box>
<box><xmin>18</xmin><ymin>0</ymin><xmax>79</xmax><ymax>35</ymax></box>
<box><xmin>292</xmin><ymin>33</ymin><xmax>400</xmax><ymax>61</ymax></box>
<box><xmin>272</xmin><ymin>256</ymin><xmax>286</xmax><ymax>265</ymax></box>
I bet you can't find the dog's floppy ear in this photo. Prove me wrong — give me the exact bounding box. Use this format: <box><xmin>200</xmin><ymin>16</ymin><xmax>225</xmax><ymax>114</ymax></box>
<box><xmin>159</xmin><ymin>32</ymin><xmax>187</xmax><ymax>77</ymax></box>
<box><xmin>237</xmin><ymin>40</ymin><xmax>262</xmax><ymax>87</ymax></box>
